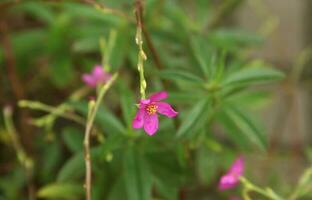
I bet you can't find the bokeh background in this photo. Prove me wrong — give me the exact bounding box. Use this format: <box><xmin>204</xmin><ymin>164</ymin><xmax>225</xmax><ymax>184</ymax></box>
<box><xmin>0</xmin><ymin>0</ymin><xmax>311</xmax><ymax>199</ymax></box>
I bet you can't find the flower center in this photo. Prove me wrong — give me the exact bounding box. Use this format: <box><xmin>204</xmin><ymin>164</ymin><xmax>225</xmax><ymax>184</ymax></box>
<box><xmin>146</xmin><ymin>103</ymin><xmax>158</xmax><ymax>115</ymax></box>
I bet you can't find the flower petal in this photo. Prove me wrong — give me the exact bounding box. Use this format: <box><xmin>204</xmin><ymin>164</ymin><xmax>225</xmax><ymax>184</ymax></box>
<box><xmin>229</xmin><ymin>157</ymin><xmax>244</xmax><ymax>176</ymax></box>
<box><xmin>92</xmin><ymin>65</ymin><xmax>112</xmax><ymax>84</ymax></box>
<box><xmin>92</xmin><ymin>65</ymin><xmax>104</xmax><ymax>78</ymax></box>
<box><xmin>132</xmin><ymin>108</ymin><xmax>145</xmax><ymax>129</ymax></box>
<box><xmin>82</xmin><ymin>74</ymin><xmax>97</xmax><ymax>88</ymax></box>
<box><xmin>144</xmin><ymin>114</ymin><xmax>158</xmax><ymax>136</ymax></box>
<box><xmin>218</xmin><ymin>173</ymin><xmax>239</xmax><ymax>190</ymax></box>
<box><xmin>149</xmin><ymin>91</ymin><xmax>168</xmax><ymax>102</ymax></box>
<box><xmin>140</xmin><ymin>99</ymin><xmax>151</xmax><ymax>105</ymax></box>
<box><xmin>156</xmin><ymin>102</ymin><xmax>178</xmax><ymax>118</ymax></box>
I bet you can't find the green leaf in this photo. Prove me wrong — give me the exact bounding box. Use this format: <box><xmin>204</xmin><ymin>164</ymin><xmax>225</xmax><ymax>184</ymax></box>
<box><xmin>118</xmin><ymin>83</ymin><xmax>135</xmax><ymax>128</ymax></box>
<box><xmin>226</xmin><ymin>90</ymin><xmax>272</xmax><ymax>110</ymax></box>
<box><xmin>72</xmin><ymin>37</ymin><xmax>98</xmax><ymax>53</ymax></box>
<box><xmin>109</xmin><ymin>25</ymin><xmax>131</xmax><ymax>70</ymax></box>
<box><xmin>208</xmin><ymin>29</ymin><xmax>264</xmax><ymax>49</ymax></box>
<box><xmin>108</xmin><ymin>175</ymin><xmax>128</xmax><ymax>200</ymax></box>
<box><xmin>159</xmin><ymin>69</ymin><xmax>205</xmax><ymax>84</ymax></box>
<box><xmin>146</xmin><ymin>151</ymin><xmax>184</xmax><ymax>199</ymax></box>
<box><xmin>72</xmin><ymin>101</ymin><xmax>126</xmax><ymax>135</ymax></box>
<box><xmin>167</xmin><ymin>91</ymin><xmax>203</xmax><ymax>103</ymax></box>
<box><xmin>189</xmin><ymin>36</ymin><xmax>212</xmax><ymax>78</ymax></box>
<box><xmin>62</xmin><ymin>127</ymin><xmax>84</xmax><ymax>153</ymax></box>
<box><xmin>58</xmin><ymin>134</ymin><xmax>124</xmax><ymax>182</ymax></box>
<box><xmin>123</xmin><ymin>148</ymin><xmax>152</xmax><ymax>200</ymax></box>
<box><xmin>11</xmin><ymin>29</ymin><xmax>47</xmax><ymax>73</ymax></box>
<box><xmin>97</xmin><ymin>106</ymin><xmax>126</xmax><ymax>134</ymax></box>
<box><xmin>63</xmin><ymin>2</ymin><xmax>121</xmax><ymax>25</ymax></box>
<box><xmin>57</xmin><ymin>147</ymin><xmax>100</xmax><ymax>182</ymax></box>
<box><xmin>222</xmin><ymin>67</ymin><xmax>284</xmax><ymax>87</ymax></box>
<box><xmin>177</xmin><ymin>98</ymin><xmax>211</xmax><ymax>138</ymax></box>
<box><xmin>39</xmin><ymin>141</ymin><xmax>63</xmax><ymax>183</ymax></box>
<box><xmin>37</xmin><ymin>183</ymin><xmax>83</xmax><ymax>199</ymax></box>
<box><xmin>196</xmin><ymin>146</ymin><xmax>219</xmax><ymax>185</ymax></box>
<box><xmin>50</xmin><ymin>58</ymin><xmax>74</xmax><ymax>87</ymax></box>
<box><xmin>14</xmin><ymin>2</ymin><xmax>54</xmax><ymax>24</ymax></box>
<box><xmin>216</xmin><ymin>111</ymin><xmax>249</xmax><ymax>149</ymax></box>
<box><xmin>224</xmin><ymin>106</ymin><xmax>267</xmax><ymax>150</ymax></box>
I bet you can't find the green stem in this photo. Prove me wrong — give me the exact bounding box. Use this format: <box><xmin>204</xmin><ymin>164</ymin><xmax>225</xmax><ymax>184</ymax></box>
<box><xmin>135</xmin><ymin>0</ymin><xmax>147</xmax><ymax>100</ymax></box>
<box><xmin>288</xmin><ymin>166</ymin><xmax>312</xmax><ymax>200</ymax></box>
<box><xmin>83</xmin><ymin>73</ymin><xmax>118</xmax><ymax>200</ymax></box>
<box><xmin>3</xmin><ymin>106</ymin><xmax>35</xmax><ymax>200</ymax></box>
<box><xmin>19</xmin><ymin>100</ymin><xmax>85</xmax><ymax>125</ymax></box>
<box><xmin>240</xmin><ymin>177</ymin><xmax>284</xmax><ymax>200</ymax></box>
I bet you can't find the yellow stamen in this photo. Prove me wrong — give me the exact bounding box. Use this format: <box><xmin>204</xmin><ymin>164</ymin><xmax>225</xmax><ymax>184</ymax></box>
<box><xmin>146</xmin><ymin>103</ymin><xmax>158</xmax><ymax>115</ymax></box>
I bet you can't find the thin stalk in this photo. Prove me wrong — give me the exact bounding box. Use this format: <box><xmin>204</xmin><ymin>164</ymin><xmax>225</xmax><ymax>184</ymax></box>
<box><xmin>288</xmin><ymin>166</ymin><xmax>312</xmax><ymax>200</ymax></box>
<box><xmin>83</xmin><ymin>73</ymin><xmax>118</xmax><ymax>200</ymax></box>
<box><xmin>19</xmin><ymin>100</ymin><xmax>85</xmax><ymax>125</ymax></box>
<box><xmin>84</xmin><ymin>101</ymin><xmax>94</xmax><ymax>200</ymax></box>
<box><xmin>240</xmin><ymin>177</ymin><xmax>284</xmax><ymax>200</ymax></box>
<box><xmin>3</xmin><ymin>106</ymin><xmax>35</xmax><ymax>200</ymax></box>
<box><xmin>135</xmin><ymin>0</ymin><xmax>147</xmax><ymax>99</ymax></box>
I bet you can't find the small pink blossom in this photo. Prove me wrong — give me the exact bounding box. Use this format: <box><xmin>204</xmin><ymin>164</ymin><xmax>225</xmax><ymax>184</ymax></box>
<box><xmin>82</xmin><ymin>65</ymin><xmax>111</xmax><ymax>88</ymax></box>
<box><xmin>219</xmin><ymin>157</ymin><xmax>244</xmax><ymax>191</ymax></box>
<box><xmin>132</xmin><ymin>91</ymin><xmax>178</xmax><ymax>136</ymax></box>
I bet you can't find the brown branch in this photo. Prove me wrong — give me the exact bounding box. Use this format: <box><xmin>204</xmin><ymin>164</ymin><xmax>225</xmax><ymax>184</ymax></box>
<box><xmin>135</xmin><ymin>0</ymin><xmax>164</xmax><ymax>70</ymax></box>
<box><xmin>0</xmin><ymin>20</ymin><xmax>25</xmax><ymax>100</ymax></box>
<box><xmin>142</xmin><ymin>24</ymin><xmax>165</xmax><ymax>70</ymax></box>
<box><xmin>0</xmin><ymin>17</ymin><xmax>35</xmax><ymax>155</ymax></box>
<box><xmin>84</xmin><ymin>0</ymin><xmax>131</xmax><ymax>20</ymax></box>
<box><xmin>84</xmin><ymin>0</ymin><xmax>165</xmax><ymax>70</ymax></box>
<box><xmin>3</xmin><ymin>106</ymin><xmax>36</xmax><ymax>200</ymax></box>
<box><xmin>134</xmin><ymin>0</ymin><xmax>143</xmax><ymax>28</ymax></box>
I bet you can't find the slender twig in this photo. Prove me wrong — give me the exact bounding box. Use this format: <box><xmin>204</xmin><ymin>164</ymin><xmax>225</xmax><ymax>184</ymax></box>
<box><xmin>19</xmin><ymin>100</ymin><xmax>86</xmax><ymax>126</ymax></box>
<box><xmin>84</xmin><ymin>0</ymin><xmax>131</xmax><ymax>19</ymax></box>
<box><xmin>240</xmin><ymin>177</ymin><xmax>284</xmax><ymax>200</ymax></box>
<box><xmin>18</xmin><ymin>87</ymin><xmax>91</xmax><ymax>127</ymax></box>
<box><xmin>0</xmin><ymin>20</ymin><xmax>25</xmax><ymax>99</ymax></box>
<box><xmin>288</xmin><ymin>166</ymin><xmax>312</xmax><ymax>200</ymax></box>
<box><xmin>141</xmin><ymin>22</ymin><xmax>164</xmax><ymax>70</ymax></box>
<box><xmin>83</xmin><ymin>73</ymin><xmax>118</xmax><ymax>200</ymax></box>
<box><xmin>134</xmin><ymin>0</ymin><xmax>148</xmax><ymax>99</ymax></box>
<box><xmin>84</xmin><ymin>102</ymin><xmax>94</xmax><ymax>200</ymax></box>
<box><xmin>3</xmin><ymin>106</ymin><xmax>35</xmax><ymax>200</ymax></box>
<box><xmin>0</xmin><ymin>16</ymin><xmax>34</xmax><ymax>163</ymax></box>
<box><xmin>84</xmin><ymin>0</ymin><xmax>165</xmax><ymax>71</ymax></box>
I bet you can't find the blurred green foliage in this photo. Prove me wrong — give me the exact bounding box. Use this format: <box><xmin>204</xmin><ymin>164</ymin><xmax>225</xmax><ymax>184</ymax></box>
<box><xmin>1</xmin><ymin>0</ymin><xmax>310</xmax><ymax>200</ymax></box>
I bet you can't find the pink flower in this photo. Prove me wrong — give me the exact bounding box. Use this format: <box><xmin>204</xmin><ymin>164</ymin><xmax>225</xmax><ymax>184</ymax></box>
<box><xmin>219</xmin><ymin>157</ymin><xmax>244</xmax><ymax>191</ymax></box>
<box><xmin>132</xmin><ymin>91</ymin><xmax>178</xmax><ymax>136</ymax></box>
<box><xmin>82</xmin><ymin>65</ymin><xmax>111</xmax><ymax>88</ymax></box>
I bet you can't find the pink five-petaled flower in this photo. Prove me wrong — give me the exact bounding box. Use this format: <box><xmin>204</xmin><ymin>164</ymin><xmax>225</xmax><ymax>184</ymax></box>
<box><xmin>219</xmin><ymin>156</ymin><xmax>244</xmax><ymax>191</ymax></box>
<box><xmin>132</xmin><ymin>91</ymin><xmax>178</xmax><ymax>136</ymax></box>
<box><xmin>82</xmin><ymin>65</ymin><xmax>111</xmax><ymax>88</ymax></box>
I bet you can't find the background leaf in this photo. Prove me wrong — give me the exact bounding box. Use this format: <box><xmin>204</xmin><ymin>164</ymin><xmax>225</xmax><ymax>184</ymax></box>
<box><xmin>223</xmin><ymin>105</ymin><xmax>267</xmax><ymax>150</ymax></box>
<box><xmin>37</xmin><ymin>183</ymin><xmax>83</xmax><ymax>199</ymax></box>
<box><xmin>123</xmin><ymin>147</ymin><xmax>152</xmax><ymax>200</ymax></box>
<box><xmin>222</xmin><ymin>67</ymin><xmax>284</xmax><ymax>87</ymax></box>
